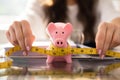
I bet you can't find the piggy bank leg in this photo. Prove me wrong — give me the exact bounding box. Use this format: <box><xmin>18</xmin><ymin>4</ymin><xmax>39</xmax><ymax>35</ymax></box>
<box><xmin>65</xmin><ymin>63</ymin><xmax>72</xmax><ymax>72</ymax></box>
<box><xmin>46</xmin><ymin>55</ymin><xmax>54</xmax><ymax>63</ymax></box>
<box><xmin>64</xmin><ymin>54</ymin><xmax>72</xmax><ymax>63</ymax></box>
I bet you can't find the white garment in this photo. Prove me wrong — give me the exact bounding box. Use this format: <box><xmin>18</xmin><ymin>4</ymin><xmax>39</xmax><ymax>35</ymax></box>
<box><xmin>22</xmin><ymin>0</ymin><xmax>120</xmax><ymax>42</ymax></box>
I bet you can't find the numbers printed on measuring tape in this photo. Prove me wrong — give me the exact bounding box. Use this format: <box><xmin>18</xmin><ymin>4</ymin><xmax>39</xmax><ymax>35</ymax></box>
<box><xmin>1</xmin><ymin>46</ymin><xmax>120</xmax><ymax>69</ymax></box>
<box><xmin>5</xmin><ymin>46</ymin><xmax>120</xmax><ymax>58</ymax></box>
<box><xmin>1</xmin><ymin>46</ymin><xmax>120</xmax><ymax>78</ymax></box>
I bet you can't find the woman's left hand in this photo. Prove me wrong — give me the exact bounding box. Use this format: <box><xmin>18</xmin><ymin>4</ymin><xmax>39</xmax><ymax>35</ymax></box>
<box><xmin>95</xmin><ymin>22</ymin><xmax>120</xmax><ymax>59</ymax></box>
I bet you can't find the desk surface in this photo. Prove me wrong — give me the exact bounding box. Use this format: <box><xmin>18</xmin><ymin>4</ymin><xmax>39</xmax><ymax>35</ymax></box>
<box><xmin>0</xmin><ymin>58</ymin><xmax>120</xmax><ymax>80</ymax></box>
<box><xmin>1</xmin><ymin>42</ymin><xmax>120</xmax><ymax>80</ymax></box>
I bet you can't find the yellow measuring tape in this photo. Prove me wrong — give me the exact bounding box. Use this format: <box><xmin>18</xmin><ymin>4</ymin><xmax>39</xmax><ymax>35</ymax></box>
<box><xmin>5</xmin><ymin>46</ymin><xmax>120</xmax><ymax>57</ymax></box>
<box><xmin>0</xmin><ymin>58</ymin><xmax>12</xmax><ymax>69</ymax></box>
<box><xmin>1</xmin><ymin>46</ymin><xmax>120</xmax><ymax>69</ymax></box>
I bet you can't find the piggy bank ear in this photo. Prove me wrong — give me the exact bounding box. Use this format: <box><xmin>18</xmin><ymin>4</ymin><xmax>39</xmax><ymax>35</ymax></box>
<box><xmin>46</xmin><ymin>22</ymin><xmax>56</xmax><ymax>34</ymax></box>
<box><xmin>64</xmin><ymin>23</ymin><xmax>73</xmax><ymax>33</ymax></box>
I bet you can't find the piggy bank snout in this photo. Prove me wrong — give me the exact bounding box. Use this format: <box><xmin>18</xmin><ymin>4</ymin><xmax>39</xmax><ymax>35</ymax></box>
<box><xmin>55</xmin><ymin>38</ymin><xmax>65</xmax><ymax>47</ymax></box>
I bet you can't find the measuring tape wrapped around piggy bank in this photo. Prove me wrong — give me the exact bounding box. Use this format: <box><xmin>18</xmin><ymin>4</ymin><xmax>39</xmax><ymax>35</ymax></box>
<box><xmin>1</xmin><ymin>22</ymin><xmax>120</xmax><ymax>69</ymax></box>
<box><xmin>46</xmin><ymin>22</ymin><xmax>73</xmax><ymax>63</ymax></box>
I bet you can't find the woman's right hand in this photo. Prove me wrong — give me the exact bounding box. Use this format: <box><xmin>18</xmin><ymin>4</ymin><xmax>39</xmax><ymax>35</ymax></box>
<box><xmin>6</xmin><ymin>20</ymin><xmax>35</xmax><ymax>55</ymax></box>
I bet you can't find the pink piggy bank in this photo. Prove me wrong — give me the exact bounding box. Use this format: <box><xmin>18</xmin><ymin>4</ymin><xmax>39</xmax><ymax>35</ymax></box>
<box><xmin>46</xmin><ymin>22</ymin><xmax>73</xmax><ymax>63</ymax></box>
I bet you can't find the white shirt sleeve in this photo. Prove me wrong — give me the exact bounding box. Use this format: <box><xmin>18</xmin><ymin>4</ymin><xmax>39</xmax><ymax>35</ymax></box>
<box><xmin>98</xmin><ymin>0</ymin><xmax>120</xmax><ymax>22</ymax></box>
<box><xmin>21</xmin><ymin>0</ymin><xmax>120</xmax><ymax>42</ymax></box>
<box><xmin>21</xmin><ymin>0</ymin><xmax>49</xmax><ymax>41</ymax></box>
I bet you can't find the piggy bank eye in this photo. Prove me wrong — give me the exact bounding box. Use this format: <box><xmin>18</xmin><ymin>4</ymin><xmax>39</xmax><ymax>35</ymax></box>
<box><xmin>55</xmin><ymin>31</ymin><xmax>58</xmax><ymax>34</ymax></box>
<box><xmin>62</xmin><ymin>32</ymin><xmax>64</xmax><ymax>34</ymax></box>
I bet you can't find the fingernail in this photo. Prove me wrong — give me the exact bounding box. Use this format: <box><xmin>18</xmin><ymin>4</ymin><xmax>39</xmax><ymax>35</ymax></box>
<box><xmin>13</xmin><ymin>41</ymin><xmax>17</xmax><ymax>44</ymax></box>
<box><xmin>23</xmin><ymin>51</ymin><xmax>27</xmax><ymax>56</ymax></box>
<box><xmin>98</xmin><ymin>49</ymin><xmax>102</xmax><ymax>55</ymax></box>
<box><xmin>26</xmin><ymin>46</ymin><xmax>30</xmax><ymax>51</ymax></box>
<box><xmin>13</xmin><ymin>41</ymin><xmax>18</xmax><ymax>46</ymax></box>
<box><xmin>101</xmin><ymin>54</ymin><xmax>105</xmax><ymax>59</ymax></box>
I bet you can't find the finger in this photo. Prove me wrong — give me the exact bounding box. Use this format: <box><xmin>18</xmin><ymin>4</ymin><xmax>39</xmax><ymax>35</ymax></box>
<box><xmin>6</xmin><ymin>31</ymin><xmax>11</xmax><ymax>43</ymax></box>
<box><xmin>6</xmin><ymin>29</ymin><xmax>18</xmax><ymax>46</ymax></box>
<box><xmin>102</xmin><ymin>23</ymin><xmax>115</xmax><ymax>57</ymax></box>
<box><xmin>95</xmin><ymin>22</ymin><xmax>107</xmax><ymax>57</ymax></box>
<box><xmin>110</xmin><ymin>25</ymin><xmax>120</xmax><ymax>48</ymax></box>
<box><xmin>21</xmin><ymin>20</ymin><xmax>34</xmax><ymax>51</ymax></box>
<box><xmin>13</xmin><ymin>21</ymin><xmax>26</xmax><ymax>51</ymax></box>
<box><xmin>25</xmin><ymin>35</ymin><xmax>35</xmax><ymax>49</ymax></box>
<box><xmin>9</xmin><ymin>26</ymin><xmax>18</xmax><ymax>46</ymax></box>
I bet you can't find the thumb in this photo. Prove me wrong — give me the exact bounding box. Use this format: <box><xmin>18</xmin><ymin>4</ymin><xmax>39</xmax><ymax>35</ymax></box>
<box><xmin>25</xmin><ymin>35</ymin><xmax>35</xmax><ymax>51</ymax></box>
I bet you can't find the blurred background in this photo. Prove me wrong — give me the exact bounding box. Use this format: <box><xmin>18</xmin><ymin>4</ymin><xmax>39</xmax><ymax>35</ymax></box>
<box><xmin>0</xmin><ymin>0</ymin><xmax>120</xmax><ymax>44</ymax></box>
<box><xmin>0</xmin><ymin>0</ymin><xmax>28</xmax><ymax>44</ymax></box>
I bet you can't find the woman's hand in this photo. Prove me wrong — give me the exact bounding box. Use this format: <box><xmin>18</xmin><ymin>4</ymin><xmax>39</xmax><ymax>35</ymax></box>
<box><xmin>95</xmin><ymin>22</ymin><xmax>120</xmax><ymax>59</ymax></box>
<box><xmin>6</xmin><ymin>20</ymin><xmax>35</xmax><ymax>55</ymax></box>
